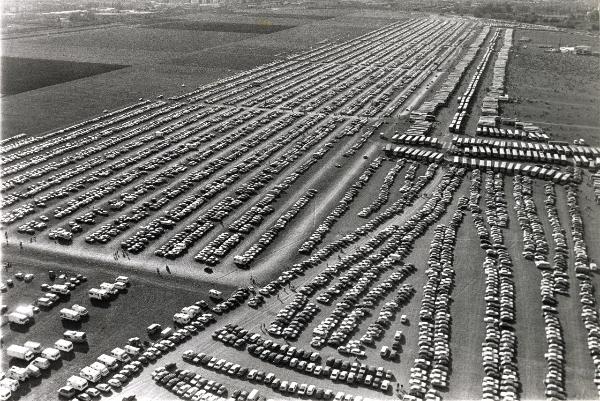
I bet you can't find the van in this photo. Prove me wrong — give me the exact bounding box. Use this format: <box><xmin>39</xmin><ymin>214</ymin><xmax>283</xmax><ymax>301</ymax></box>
<box><xmin>7</xmin><ymin>344</ymin><xmax>35</xmax><ymax>361</ymax></box>
<box><xmin>88</xmin><ymin>288</ymin><xmax>109</xmax><ymax>301</ymax></box>
<box><xmin>160</xmin><ymin>327</ymin><xmax>173</xmax><ymax>339</ymax></box>
<box><xmin>90</xmin><ymin>362</ymin><xmax>109</xmax><ymax>377</ymax></box>
<box><xmin>51</xmin><ymin>284</ymin><xmax>70</xmax><ymax>295</ymax></box>
<box><xmin>32</xmin><ymin>357</ymin><xmax>50</xmax><ymax>370</ymax></box>
<box><xmin>0</xmin><ymin>378</ymin><xmax>18</xmax><ymax>392</ymax></box>
<box><xmin>181</xmin><ymin>305</ymin><xmax>201</xmax><ymax>319</ymax></box>
<box><xmin>26</xmin><ymin>364</ymin><xmax>41</xmax><ymax>378</ymax></box>
<box><xmin>147</xmin><ymin>323</ymin><xmax>161</xmax><ymax>335</ymax></box>
<box><xmin>173</xmin><ymin>313</ymin><xmax>191</xmax><ymax>325</ymax></box>
<box><xmin>44</xmin><ymin>293</ymin><xmax>60</xmax><ymax>303</ymax></box>
<box><xmin>41</xmin><ymin>347</ymin><xmax>62</xmax><ymax>361</ymax></box>
<box><xmin>71</xmin><ymin>304</ymin><xmax>88</xmax><ymax>317</ymax></box>
<box><xmin>124</xmin><ymin>345</ymin><xmax>140</xmax><ymax>356</ymax></box>
<box><xmin>37</xmin><ymin>297</ymin><xmax>53</xmax><ymax>307</ymax></box>
<box><xmin>15</xmin><ymin>305</ymin><xmax>34</xmax><ymax>318</ymax></box>
<box><xmin>55</xmin><ymin>339</ymin><xmax>74</xmax><ymax>353</ymax></box>
<box><xmin>99</xmin><ymin>282</ymin><xmax>118</xmax><ymax>296</ymax></box>
<box><xmin>24</xmin><ymin>341</ymin><xmax>43</xmax><ymax>354</ymax></box>
<box><xmin>80</xmin><ymin>367</ymin><xmax>102</xmax><ymax>383</ymax></box>
<box><xmin>67</xmin><ymin>375</ymin><xmax>88</xmax><ymax>391</ymax></box>
<box><xmin>111</xmin><ymin>348</ymin><xmax>131</xmax><ymax>363</ymax></box>
<box><xmin>7</xmin><ymin>312</ymin><xmax>30</xmax><ymax>325</ymax></box>
<box><xmin>7</xmin><ymin>366</ymin><xmax>28</xmax><ymax>381</ymax></box>
<box><xmin>64</xmin><ymin>330</ymin><xmax>87</xmax><ymax>343</ymax></box>
<box><xmin>60</xmin><ymin>308</ymin><xmax>81</xmax><ymax>321</ymax></box>
<box><xmin>113</xmin><ymin>281</ymin><xmax>127</xmax><ymax>292</ymax></box>
<box><xmin>97</xmin><ymin>354</ymin><xmax>119</xmax><ymax>370</ymax></box>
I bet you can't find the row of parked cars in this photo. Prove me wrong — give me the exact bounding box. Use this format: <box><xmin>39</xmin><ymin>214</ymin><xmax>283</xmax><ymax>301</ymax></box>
<box><xmin>203</xmin><ymin>18</ymin><xmax>441</xmax><ymax>118</ymax></box>
<box><xmin>268</xmin><ymin>293</ymin><xmax>320</xmax><ymax>340</ymax></box>
<box><xmin>360</xmin><ymin>283</ymin><xmax>413</xmax><ymax>354</ymax></box>
<box><xmin>253</xmin><ymin>164</ymin><xmax>460</xmax><ymax>339</ymax></box>
<box><xmin>448</xmin><ymin>30</ymin><xmax>500</xmax><ymax>134</ymax></box>
<box><xmin>89</xmin><ymin>108</ymin><xmax>271</xmax><ymax>249</ymax></box>
<box><xmin>207</xmin><ymin>323</ymin><xmax>395</xmax><ymax>393</ymax></box>
<box><xmin>543</xmin><ymin>183</ymin><xmax>569</xmax><ymax>294</ymax></box>
<box><xmin>298</xmin><ymin>157</ymin><xmax>385</xmax><ymax>254</ymax></box>
<box><xmin>234</xmin><ymin>189</ymin><xmax>317</xmax><ymax>267</ymax></box>
<box><xmin>1</xmin><ymin>101</ymin><xmax>160</xmax><ymax>181</ymax></box>
<box><xmin>357</xmin><ymin>159</ymin><xmax>404</xmax><ymax>218</ymax></box>
<box><xmin>135</xmin><ymin>113</ymin><xmax>334</xmax><ymax>258</ymax></box>
<box><xmin>314</xmin><ymin>265</ymin><xmax>415</xmax><ymax>351</ymax></box>
<box><xmin>565</xmin><ymin>183</ymin><xmax>600</xmax><ymax>398</ymax></box>
<box><xmin>408</xmin><ymin>207</ymin><xmax>463</xmax><ymax>400</ymax></box>
<box><xmin>152</xmin><ymin>365</ymin><xmax>230</xmax><ymax>400</ymax></box>
<box><xmin>468</xmin><ymin>171</ymin><xmax>517</xmax><ymax>401</ymax></box>
<box><xmin>1</xmin><ymin>101</ymin><xmax>180</xmax><ymax>216</ymax></box>
<box><xmin>182</xmin><ymin>350</ymin><xmax>363</xmax><ymax>401</ymax></box>
<box><xmin>56</xmin><ymin>308</ymin><xmax>217</xmax><ymax>401</ymax></box>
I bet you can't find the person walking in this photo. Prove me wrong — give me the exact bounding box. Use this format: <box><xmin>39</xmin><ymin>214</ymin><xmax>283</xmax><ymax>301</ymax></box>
<box><xmin>19</xmin><ymin>241</ymin><xmax>23</xmax><ymax>250</ymax></box>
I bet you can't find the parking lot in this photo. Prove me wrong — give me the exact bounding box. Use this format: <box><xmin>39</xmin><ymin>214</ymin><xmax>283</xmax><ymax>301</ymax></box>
<box><xmin>2</xmin><ymin>9</ymin><xmax>600</xmax><ymax>401</ymax></box>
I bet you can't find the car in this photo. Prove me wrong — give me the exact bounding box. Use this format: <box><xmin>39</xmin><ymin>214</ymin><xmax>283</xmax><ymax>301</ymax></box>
<box><xmin>84</xmin><ymin>387</ymin><xmax>100</xmax><ymax>398</ymax></box>
<box><xmin>107</xmin><ymin>378</ymin><xmax>122</xmax><ymax>388</ymax></box>
<box><xmin>58</xmin><ymin>386</ymin><xmax>77</xmax><ymax>398</ymax></box>
<box><xmin>95</xmin><ymin>383</ymin><xmax>111</xmax><ymax>393</ymax></box>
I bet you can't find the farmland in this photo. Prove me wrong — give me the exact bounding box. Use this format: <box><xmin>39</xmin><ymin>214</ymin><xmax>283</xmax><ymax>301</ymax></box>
<box><xmin>1</xmin><ymin>7</ymin><xmax>599</xmax><ymax>401</ymax></box>
<box><xmin>0</xmin><ymin>57</ymin><xmax>127</xmax><ymax>96</ymax></box>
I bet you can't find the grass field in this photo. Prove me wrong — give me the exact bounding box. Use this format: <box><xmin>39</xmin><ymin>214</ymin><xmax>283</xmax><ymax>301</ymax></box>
<box><xmin>149</xmin><ymin>21</ymin><xmax>295</xmax><ymax>34</ymax></box>
<box><xmin>503</xmin><ymin>29</ymin><xmax>600</xmax><ymax>146</ymax></box>
<box><xmin>1</xmin><ymin>57</ymin><xmax>126</xmax><ymax>96</ymax></box>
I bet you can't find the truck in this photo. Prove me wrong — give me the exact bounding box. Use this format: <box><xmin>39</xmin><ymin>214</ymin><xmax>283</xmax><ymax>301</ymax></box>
<box><xmin>7</xmin><ymin>344</ymin><xmax>35</xmax><ymax>361</ymax></box>
<box><xmin>8</xmin><ymin>312</ymin><xmax>30</xmax><ymax>325</ymax></box>
<box><xmin>60</xmin><ymin>308</ymin><xmax>81</xmax><ymax>322</ymax></box>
